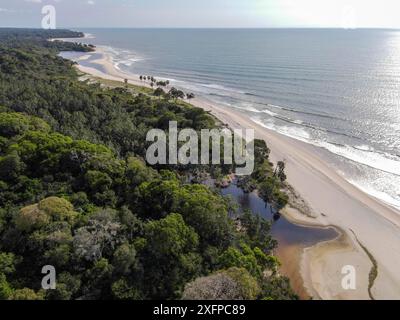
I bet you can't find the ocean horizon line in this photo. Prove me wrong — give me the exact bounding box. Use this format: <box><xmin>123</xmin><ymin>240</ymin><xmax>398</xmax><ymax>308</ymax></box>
<box><xmin>2</xmin><ymin>26</ymin><xmax>400</xmax><ymax>31</ymax></box>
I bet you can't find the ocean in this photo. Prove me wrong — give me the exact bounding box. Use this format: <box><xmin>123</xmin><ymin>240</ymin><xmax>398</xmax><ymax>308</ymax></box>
<box><xmin>64</xmin><ymin>28</ymin><xmax>400</xmax><ymax>210</ymax></box>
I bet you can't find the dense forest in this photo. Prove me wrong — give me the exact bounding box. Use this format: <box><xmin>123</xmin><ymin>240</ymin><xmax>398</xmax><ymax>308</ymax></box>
<box><xmin>0</xmin><ymin>29</ymin><xmax>296</xmax><ymax>300</ymax></box>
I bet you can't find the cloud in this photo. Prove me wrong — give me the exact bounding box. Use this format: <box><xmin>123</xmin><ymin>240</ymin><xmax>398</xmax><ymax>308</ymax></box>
<box><xmin>87</xmin><ymin>0</ymin><xmax>95</xmax><ymax>5</ymax></box>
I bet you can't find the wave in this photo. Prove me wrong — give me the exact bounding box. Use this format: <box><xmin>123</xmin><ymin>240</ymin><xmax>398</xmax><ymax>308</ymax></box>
<box><xmin>262</xmin><ymin>109</ymin><xmax>278</xmax><ymax>117</ymax></box>
<box><xmin>227</xmin><ymin>102</ymin><xmax>364</xmax><ymax>143</ymax></box>
<box><xmin>354</xmin><ymin>144</ymin><xmax>377</xmax><ymax>152</ymax></box>
<box><xmin>208</xmin><ymin>92</ymin><xmax>230</xmax><ymax>98</ymax></box>
<box><xmin>244</xmin><ymin>92</ymin><xmax>263</xmax><ymax>97</ymax></box>
<box><xmin>193</xmin><ymin>87</ymin><xmax>366</xmax><ymax>144</ymax></box>
<box><xmin>227</xmin><ymin>103</ymin><xmax>276</xmax><ymax>116</ymax></box>
<box><xmin>252</xmin><ymin>118</ymin><xmax>312</xmax><ymax>142</ymax></box>
<box><xmin>202</xmin><ymin>83</ymin><xmax>237</xmax><ymax>91</ymax></box>
<box><xmin>99</xmin><ymin>45</ymin><xmax>144</xmax><ymax>69</ymax></box>
<box><xmin>252</xmin><ymin>117</ymin><xmax>400</xmax><ymax>177</ymax></box>
<box><xmin>204</xmin><ymin>88</ymin><xmax>348</xmax><ymax>123</ymax></box>
<box><xmin>270</xmin><ymin>112</ymin><xmax>363</xmax><ymax>142</ymax></box>
<box><xmin>116</xmin><ymin>57</ymin><xmax>144</xmax><ymax>68</ymax></box>
<box><xmin>347</xmin><ymin>179</ymin><xmax>400</xmax><ymax>210</ymax></box>
<box><xmin>267</xmin><ymin>104</ymin><xmax>346</xmax><ymax>122</ymax></box>
<box><xmin>321</xmin><ymin>142</ymin><xmax>400</xmax><ymax>176</ymax></box>
<box><xmin>83</xmin><ymin>33</ymin><xmax>95</xmax><ymax>39</ymax></box>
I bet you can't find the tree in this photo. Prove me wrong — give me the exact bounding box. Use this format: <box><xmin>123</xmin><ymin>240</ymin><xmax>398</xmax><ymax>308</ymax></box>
<box><xmin>239</xmin><ymin>211</ymin><xmax>276</xmax><ymax>251</ymax></box>
<box><xmin>223</xmin><ymin>267</ymin><xmax>260</xmax><ymax>300</ymax></box>
<box><xmin>0</xmin><ymin>273</ymin><xmax>13</xmax><ymax>299</ymax></box>
<box><xmin>38</xmin><ymin>197</ymin><xmax>77</xmax><ymax>223</ymax></box>
<box><xmin>137</xmin><ymin>179</ymin><xmax>181</xmax><ymax>219</ymax></box>
<box><xmin>259</xmin><ymin>177</ymin><xmax>276</xmax><ymax>206</ymax></box>
<box><xmin>15</xmin><ymin>204</ymin><xmax>50</xmax><ymax>232</ymax></box>
<box><xmin>253</xmin><ymin>139</ymin><xmax>270</xmax><ymax>165</ymax></box>
<box><xmin>0</xmin><ymin>252</ymin><xmax>20</xmax><ymax>275</ymax></box>
<box><xmin>218</xmin><ymin>246</ymin><xmax>258</xmax><ymax>276</ymax></box>
<box><xmin>43</xmin><ymin>244</ymin><xmax>72</xmax><ymax>269</ymax></box>
<box><xmin>8</xmin><ymin>288</ymin><xmax>44</xmax><ymax>300</ymax></box>
<box><xmin>138</xmin><ymin>180</ymin><xmax>233</xmax><ymax>248</ymax></box>
<box><xmin>153</xmin><ymin>87</ymin><xmax>165</xmax><ymax>98</ymax></box>
<box><xmin>0</xmin><ymin>153</ymin><xmax>25</xmax><ymax>182</ymax></box>
<box><xmin>144</xmin><ymin>213</ymin><xmax>199</xmax><ymax>260</ymax></box>
<box><xmin>82</xmin><ymin>258</ymin><xmax>113</xmax><ymax>298</ymax></box>
<box><xmin>113</xmin><ymin>243</ymin><xmax>136</xmax><ymax>275</ymax></box>
<box><xmin>143</xmin><ymin>213</ymin><xmax>201</xmax><ymax>298</ymax></box>
<box><xmin>172</xmin><ymin>184</ymin><xmax>234</xmax><ymax>248</ymax></box>
<box><xmin>186</xmin><ymin>93</ymin><xmax>195</xmax><ymax>101</ymax></box>
<box><xmin>274</xmin><ymin>161</ymin><xmax>286</xmax><ymax>182</ymax></box>
<box><xmin>169</xmin><ymin>87</ymin><xmax>185</xmax><ymax>101</ymax></box>
<box><xmin>183</xmin><ymin>267</ymin><xmax>260</xmax><ymax>300</ymax></box>
<box><xmin>156</xmin><ymin>81</ymin><xmax>167</xmax><ymax>87</ymax></box>
<box><xmin>182</xmin><ymin>272</ymin><xmax>242</xmax><ymax>300</ymax></box>
<box><xmin>85</xmin><ymin>170</ymin><xmax>113</xmax><ymax>193</ymax></box>
<box><xmin>73</xmin><ymin>209</ymin><xmax>122</xmax><ymax>262</ymax></box>
<box><xmin>261</xmin><ymin>276</ymin><xmax>298</xmax><ymax>300</ymax></box>
<box><xmin>273</xmin><ymin>191</ymin><xmax>288</xmax><ymax>211</ymax></box>
<box><xmin>0</xmin><ymin>112</ymin><xmax>49</xmax><ymax>138</ymax></box>
<box><xmin>118</xmin><ymin>206</ymin><xmax>144</xmax><ymax>240</ymax></box>
<box><xmin>46</xmin><ymin>272</ymin><xmax>81</xmax><ymax>300</ymax></box>
<box><xmin>111</xmin><ymin>278</ymin><xmax>141</xmax><ymax>300</ymax></box>
<box><xmin>217</xmin><ymin>241</ymin><xmax>279</xmax><ymax>279</ymax></box>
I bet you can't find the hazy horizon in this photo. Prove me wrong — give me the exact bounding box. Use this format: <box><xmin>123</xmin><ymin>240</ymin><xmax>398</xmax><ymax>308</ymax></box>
<box><xmin>1</xmin><ymin>0</ymin><xmax>400</xmax><ymax>29</ymax></box>
<box><xmin>2</xmin><ymin>27</ymin><xmax>400</xmax><ymax>30</ymax></box>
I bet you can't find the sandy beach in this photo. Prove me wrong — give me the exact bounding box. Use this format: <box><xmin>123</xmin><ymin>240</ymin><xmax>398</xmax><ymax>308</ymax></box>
<box><xmin>62</xmin><ymin>45</ymin><xmax>400</xmax><ymax>300</ymax></box>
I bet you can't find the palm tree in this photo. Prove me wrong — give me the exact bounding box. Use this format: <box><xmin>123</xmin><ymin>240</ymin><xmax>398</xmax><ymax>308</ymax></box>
<box><xmin>154</xmin><ymin>87</ymin><xmax>165</xmax><ymax>99</ymax></box>
<box><xmin>169</xmin><ymin>87</ymin><xmax>185</xmax><ymax>101</ymax></box>
<box><xmin>186</xmin><ymin>93</ymin><xmax>195</xmax><ymax>101</ymax></box>
<box><xmin>274</xmin><ymin>161</ymin><xmax>287</xmax><ymax>182</ymax></box>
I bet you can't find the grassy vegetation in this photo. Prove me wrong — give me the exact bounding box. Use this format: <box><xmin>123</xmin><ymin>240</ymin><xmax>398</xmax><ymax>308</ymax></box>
<box><xmin>350</xmin><ymin>229</ymin><xmax>377</xmax><ymax>300</ymax></box>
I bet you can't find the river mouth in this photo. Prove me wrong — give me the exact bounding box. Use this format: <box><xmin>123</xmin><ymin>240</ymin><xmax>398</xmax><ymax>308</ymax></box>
<box><xmin>219</xmin><ymin>180</ymin><xmax>338</xmax><ymax>299</ymax></box>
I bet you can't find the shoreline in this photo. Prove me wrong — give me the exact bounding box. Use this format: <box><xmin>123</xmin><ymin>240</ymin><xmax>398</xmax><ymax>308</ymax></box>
<box><xmin>59</xmin><ymin>43</ymin><xmax>400</xmax><ymax>300</ymax></box>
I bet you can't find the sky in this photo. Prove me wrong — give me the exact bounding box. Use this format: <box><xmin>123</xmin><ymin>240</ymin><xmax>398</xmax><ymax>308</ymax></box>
<box><xmin>1</xmin><ymin>0</ymin><xmax>400</xmax><ymax>29</ymax></box>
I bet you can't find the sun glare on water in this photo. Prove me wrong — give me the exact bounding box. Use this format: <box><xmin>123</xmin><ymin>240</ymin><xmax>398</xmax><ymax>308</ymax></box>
<box><xmin>253</xmin><ymin>0</ymin><xmax>400</xmax><ymax>28</ymax></box>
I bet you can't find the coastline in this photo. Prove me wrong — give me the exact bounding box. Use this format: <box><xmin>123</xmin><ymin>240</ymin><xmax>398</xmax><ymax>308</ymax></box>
<box><xmin>61</xmin><ymin>44</ymin><xmax>400</xmax><ymax>300</ymax></box>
